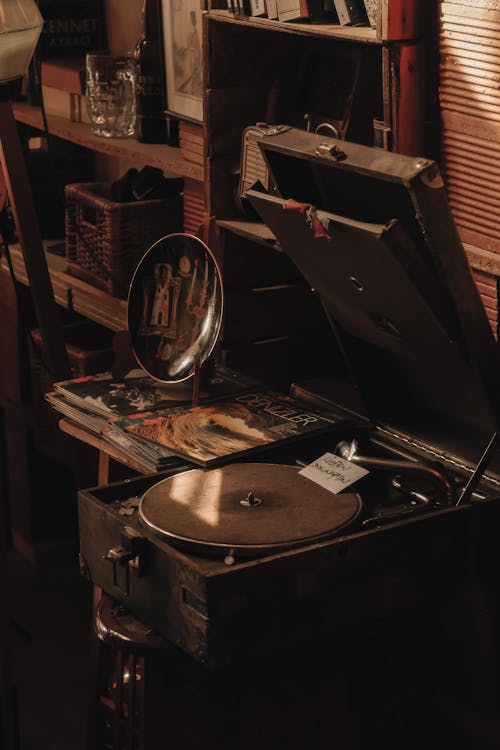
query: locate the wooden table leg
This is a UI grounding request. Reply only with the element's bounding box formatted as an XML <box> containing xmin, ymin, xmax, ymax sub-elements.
<box><xmin>87</xmin><ymin>450</ymin><xmax>109</xmax><ymax>749</ymax></box>
<box><xmin>98</xmin><ymin>451</ymin><xmax>110</xmax><ymax>487</ymax></box>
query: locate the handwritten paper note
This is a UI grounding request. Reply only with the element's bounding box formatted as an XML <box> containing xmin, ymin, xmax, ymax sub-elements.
<box><xmin>299</xmin><ymin>452</ymin><xmax>369</xmax><ymax>494</ymax></box>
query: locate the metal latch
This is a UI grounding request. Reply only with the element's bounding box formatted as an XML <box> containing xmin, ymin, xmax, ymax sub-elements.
<box><xmin>315</xmin><ymin>142</ymin><xmax>347</xmax><ymax>161</ymax></box>
<box><xmin>104</xmin><ymin>526</ymin><xmax>147</xmax><ymax>596</ymax></box>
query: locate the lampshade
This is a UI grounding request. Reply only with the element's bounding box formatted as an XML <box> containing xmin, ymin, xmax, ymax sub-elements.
<box><xmin>0</xmin><ymin>0</ymin><xmax>43</xmax><ymax>84</ymax></box>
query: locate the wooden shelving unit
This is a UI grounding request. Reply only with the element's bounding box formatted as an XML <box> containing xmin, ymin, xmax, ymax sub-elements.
<box><xmin>6</xmin><ymin>243</ymin><xmax>127</xmax><ymax>332</ymax></box>
<box><xmin>207</xmin><ymin>9</ymin><xmax>378</xmax><ymax>43</ymax></box>
<box><xmin>13</xmin><ymin>102</ymin><xmax>204</xmax><ymax>182</ymax></box>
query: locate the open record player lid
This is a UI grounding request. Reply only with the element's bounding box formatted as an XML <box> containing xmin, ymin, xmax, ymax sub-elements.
<box><xmin>247</xmin><ymin>128</ymin><xmax>500</xmax><ymax>471</ymax></box>
<box><xmin>139</xmin><ymin>463</ymin><xmax>362</xmax><ymax>557</ymax></box>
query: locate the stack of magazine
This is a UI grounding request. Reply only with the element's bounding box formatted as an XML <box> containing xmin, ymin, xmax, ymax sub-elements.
<box><xmin>46</xmin><ymin>367</ymin><xmax>260</xmax><ymax>472</ymax></box>
<box><xmin>46</xmin><ymin>367</ymin><xmax>350</xmax><ymax>470</ymax></box>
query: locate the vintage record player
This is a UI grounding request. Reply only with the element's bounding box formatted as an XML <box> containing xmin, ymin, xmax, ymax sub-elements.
<box><xmin>78</xmin><ymin>130</ymin><xmax>500</xmax><ymax>670</ymax></box>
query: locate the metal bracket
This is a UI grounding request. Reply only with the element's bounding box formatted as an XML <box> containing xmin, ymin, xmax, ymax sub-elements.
<box><xmin>104</xmin><ymin>526</ymin><xmax>147</xmax><ymax>596</ymax></box>
<box><xmin>456</xmin><ymin>432</ymin><xmax>498</xmax><ymax>506</ymax></box>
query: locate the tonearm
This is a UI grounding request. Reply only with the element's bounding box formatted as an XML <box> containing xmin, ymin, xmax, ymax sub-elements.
<box><xmin>336</xmin><ymin>439</ymin><xmax>456</xmax><ymax>504</ymax></box>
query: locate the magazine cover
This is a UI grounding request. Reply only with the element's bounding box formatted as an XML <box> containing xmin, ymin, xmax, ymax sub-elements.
<box><xmin>54</xmin><ymin>366</ymin><xmax>260</xmax><ymax>418</ymax></box>
<box><xmin>120</xmin><ymin>390</ymin><xmax>344</xmax><ymax>467</ymax></box>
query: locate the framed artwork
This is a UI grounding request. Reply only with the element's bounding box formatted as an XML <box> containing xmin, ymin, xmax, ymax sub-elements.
<box><xmin>161</xmin><ymin>0</ymin><xmax>203</xmax><ymax>123</ymax></box>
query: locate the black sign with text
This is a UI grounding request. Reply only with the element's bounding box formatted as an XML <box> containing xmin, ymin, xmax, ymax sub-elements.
<box><xmin>37</xmin><ymin>0</ymin><xmax>107</xmax><ymax>59</ymax></box>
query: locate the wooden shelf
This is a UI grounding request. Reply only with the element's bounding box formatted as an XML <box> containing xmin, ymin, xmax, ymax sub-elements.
<box><xmin>13</xmin><ymin>102</ymin><xmax>204</xmax><ymax>182</ymax></box>
<box><xmin>6</xmin><ymin>243</ymin><xmax>128</xmax><ymax>332</ymax></box>
<box><xmin>207</xmin><ymin>9</ymin><xmax>379</xmax><ymax>44</ymax></box>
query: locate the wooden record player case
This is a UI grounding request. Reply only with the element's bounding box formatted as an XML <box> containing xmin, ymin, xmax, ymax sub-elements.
<box><xmin>79</xmin><ymin>132</ymin><xmax>500</xmax><ymax>672</ymax></box>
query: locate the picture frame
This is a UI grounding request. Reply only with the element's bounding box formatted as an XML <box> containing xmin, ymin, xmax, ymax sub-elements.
<box><xmin>161</xmin><ymin>0</ymin><xmax>203</xmax><ymax>123</ymax></box>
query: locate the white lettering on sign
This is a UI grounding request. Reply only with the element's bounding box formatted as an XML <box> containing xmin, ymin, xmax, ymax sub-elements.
<box><xmin>235</xmin><ymin>393</ymin><xmax>323</xmax><ymax>427</ymax></box>
<box><xmin>299</xmin><ymin>452</ymin><xmax>369</xmax><ymax>494</ymax></box>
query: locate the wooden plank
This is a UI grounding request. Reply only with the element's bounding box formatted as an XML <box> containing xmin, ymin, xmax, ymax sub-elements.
<box><xmin>440</xmin><ymin>75</ymin><xmax>500</xmax><ymax>98</ymax></box>
<box><xmin>443</xmin><ymin>147</ymin><xmax>500</xmax><ymax>178</ymax></box>
<box><xmin>441</xmin><ymin>80</ymin><xmax>500</xmax><ymax>105</ymax></box>
<box><xmin>8</xmin><ymin>244</ymin><xmax>128</xmax><ymax>332</ymax></box>
<box><xmin>12</xmin><ymin>103</ymin><xmax>204</xmax><ymax>182</ymax></box>
<box><xmin>441</xmin><ymin>93</ymin><xmax>500</xmax><ymax>120</ymax></box>
<box><xmin>443</xmin><ymin>131</ymin><xmax>500</xmax><ymax>156</ymax></box>
<box><xmin>443</xmin><ymin>152</ymin><xmax>500</xmax><ymax>180</ymax></box>
<box><xmin>441</xmin><ymin>15</ymin><xmax>500</xmax><ymax>34</ymax></box>
<box><xmin>475</xmin><ymin>281</ymin><xmax>497</xmax><ymax>301</ymax></box>
<box><xmin>445</xmin><ymin>169</ymin><xmax>500</xmax><ymax>197</ymax></box>
<box><xmin>445</xmin><ymin>170</ymin><xmax>500</xmax><ymax>202</ymax></box>
<box><xmin>439</xmin><ymin>38</ymin><xmax>500</xmax><ymax>67</ymax></box>
<box><xmin>447</xmin><ymin>186</ymin><xmax>500</xmax><ymax>212</ymax></box>
<box><xmin>450</xmin><ymin>198</ymin><xmax>500</xmax><ymax>229</ymax></box>
<box><xmin>442</xmin><ymin>2</ymin><xmax>500</xmax><ymax>24</ymax></box>
<box><xmin>457</xmin><ymin>217</ymin><xmax>500</xmax><ymax>242</ymax></box>
<box><xmin>441</xmin><ymin>27</ymin><xmax>500</xmax><ymax>49</ymax></box>
<box><xmin>464</xmin><ymin>241</ymin><xmax>500</xmax><ymax>274</ymax></box>
<box><xmin>441</xmin><ymin>0</ymin><xmax>500</xmax><ymax>10</ymax></box>
<box><xmin>442</xmin><ymin>107</ymin><xmax>500</xmax><ymax>142</ymax></box>
<box><xmin>440</xmin><ymin>63</ymin><xmax>500</xmax><ymax>87</ymax></box>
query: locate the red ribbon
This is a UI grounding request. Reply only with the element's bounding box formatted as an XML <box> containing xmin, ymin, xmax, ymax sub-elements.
<box><xmin>283</xmin><ymin>199</ymin><xmax>331</xmax><ymax>240</ymax></box>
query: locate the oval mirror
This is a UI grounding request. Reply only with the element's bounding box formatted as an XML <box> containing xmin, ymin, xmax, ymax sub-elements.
<box><xmin>128</xmin><ymin>233</ymin><xmax>223</xmax><ymax>383</ymax></box>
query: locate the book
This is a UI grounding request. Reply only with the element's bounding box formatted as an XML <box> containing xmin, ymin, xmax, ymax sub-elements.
<box><xmin>346</xmin><ymin>0</ymin><xmax>368</xmax><ymax>25</ymax></box>
<box><xmin>40</xmin><ymin>58</ymin><xmax>86</xmax><ymax>94</ymax></box>
<box><xmin>362</xmin><ymin>0</ymin><xmax>377</xmax><ymax>28</ymax></box>
<box><xmin>265</xmin><ymin>0</ymin><xmax>279</xmax><ymax>18</ymax></box>
<box><xmin>53</xmin><ymin>366</ymin><xmax>261</xmax><ymax>418</ymax></box>
<box><xmin>41</xmin><ymin>85</ymin><xmax>90</xmax><ymax>123</ymax></box>
<box><xmin>277</xmin><ymin>0</ymin><xmax>310</xmax><ymax>21</ymax></box>
<box><xmin>119</xmin><ymin>389</ymin><xmax>347</xmax><ymax>467</ymax></box>
<box><xmin>373</xmin><ymin>117</ymin><xmax>391</xmax><ymax>150</ymax></box>
<box><xmin>250</xmin><ymin>0</ymin><xmax>267</xmax><ymax>15</ymax></box>
<box><xmin>332</xmin><ymin>0</ymin><xmax>367</xmax><ymax>25</ymax></box>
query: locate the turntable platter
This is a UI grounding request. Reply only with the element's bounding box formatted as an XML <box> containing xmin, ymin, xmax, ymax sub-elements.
<box><xmin>139</xmin><ymin>463</ymin><xmax>362</xmax><ymax>556</ymax></box>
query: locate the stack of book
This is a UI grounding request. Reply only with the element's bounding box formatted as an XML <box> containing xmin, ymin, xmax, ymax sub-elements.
<box><xmin>39</xmin><ymin>57</ymin><xmax>89</xmax><ymax>123</ymax></box>
<box><xmin>225</xmin><ymin>0</ymin><xmax>375</xmax><ymax>26</ymax></box>
<box><xmin>179</xmin><ymin>121</ymin><xmax>205</xmax><ymax>166</ymax></box>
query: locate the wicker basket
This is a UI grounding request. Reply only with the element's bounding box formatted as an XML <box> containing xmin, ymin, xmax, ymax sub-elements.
<box><xmin>65</xmin><ymin>182</ymin><xmax>183</xmax><ymax>298</ymax></box>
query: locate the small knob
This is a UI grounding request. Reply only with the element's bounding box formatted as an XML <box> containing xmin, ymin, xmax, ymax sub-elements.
<box><xmin>240</xmin><ymin>491</ymin><xmax>263</xmax><ymax>508</ymax></box>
